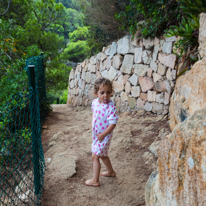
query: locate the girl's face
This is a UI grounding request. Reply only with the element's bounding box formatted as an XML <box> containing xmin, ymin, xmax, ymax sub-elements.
<box><xmin>96</xmin><ymin>84</ymin><xmax>112</xmax><ymax>104</ymax></box>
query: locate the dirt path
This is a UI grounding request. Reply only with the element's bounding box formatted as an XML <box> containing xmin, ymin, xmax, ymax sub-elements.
<box><xmin>41</xmin><ymin>104</ymin><xmax>170</xmax><ymax>206</ymax></box>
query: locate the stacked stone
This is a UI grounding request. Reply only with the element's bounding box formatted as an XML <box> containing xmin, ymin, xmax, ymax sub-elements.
<box><xmin>68</xmin><ymin>35</ymin><xmax>177</xmax><ymax>114</ymax></box>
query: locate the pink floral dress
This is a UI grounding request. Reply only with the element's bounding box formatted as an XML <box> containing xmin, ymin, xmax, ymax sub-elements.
<box><xmin>91</xmin><ymin>98</ymin><xmax>119</xmax><ymax>156</ymax></box>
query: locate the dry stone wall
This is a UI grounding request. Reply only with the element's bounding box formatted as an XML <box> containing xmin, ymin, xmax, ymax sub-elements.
<box><xmin>68</xmin><ymin>35</ymin><xmax>177</xmax><ymax>114</ymax></box>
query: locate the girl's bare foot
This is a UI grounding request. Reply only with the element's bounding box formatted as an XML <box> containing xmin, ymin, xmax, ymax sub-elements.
<box><xmin>100</xmin><ymin>171</ymin><xmax>116</xmax><ymax>177</ymax></box>
<box><xmin>85</xmin><ymin>179</ymin><xmax>100</xmax><ymax>187</ymax></box>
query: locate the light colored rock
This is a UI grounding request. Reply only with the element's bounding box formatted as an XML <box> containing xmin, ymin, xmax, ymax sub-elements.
<box><xmin>113</xmin><ymin>75</ymin><xmax>124</xmax><ymax>92</ymax></box>
<box><xmin>166</xmin><ymin>36</ymin><xmax>177</xmax><ymax>42</ymax></box>
<box><xmin>147</xmin><ymin>68</ymin><xmax>153</xmax><ymax>77</ymax></box>
<box><xmin>153</xmin><ymin>73</ymin><xmax>162</xmax><ymax>82</ymax></box>
<box><xmin>147</xmin><ymin>90</ymin><xmax>156</xmax><ymax>102</ymax></box>
<box><xmin>142</xmin><ymin>50</ymin><xmax>152</xmax><ymax>64</ymax></box>
<box><xmin>112</xmin><ymin>54</ymin><xmax>123</xmax><ymax>69</ymax></box>
<box><xmin>150</xmin><ymin>60</ymin><xmax>158</xmax><ymax>72</ymax></box>
<box><xmin>140</xmin><ymin>93</ymin><xmax>147</xmax><ymax>101</ymax></box>
<box><xmin>154</xmin><ymin>37</ymin><xmax>160</xmax><ymax>45</ymax></box>
<box><xmin>128</xmin><ymin>74</ymin><xmax>138</xmax><ymax>86</ymax></box>
<box><xmin>96</xmin><ymin>71</ymin><xmax>101</xmax><ymax>79</ymax></box>
<box><xmin>199</xmin><ymin>13</ymin><xmax>206</xmax><ymax>58</ymax></box>
<box><xmin>162</xmin><ymin>41</ymin><xmax>173</xmax><ymax>54</ymax></box>
<box><xmin>146</xmin><ymin>109</ymin><xmax>206</xmax><ymax>206</ymax></box>
<box><xmin>125</xmin><ymin>81</ymin><xmax>131</xmax><ymax>94</ymax></box>
<box><xmin>90</xmin><ymin>56</ymin><xmax>97</xmax><ymax>65</ymax></box>
<box><xmin>69</xmin><ymin>69</ymin><xmax>75</xmax><ymax>81</ymax></box>
<box><xmin>143</xmin><ymin>37</ymin><xmax>154</xmax><ymax>49</ymax></box>
<box><xmin>169</xmin><ymin>58</ymin><xmax>206</xmax><ymax>131</ymax></box>
<box><xmin>105</xmin><ymin>45</ymin><xmax>111</xmax><ymax>55</ymax></box>
<box><xmin>156</xmin><ymin>93</ymin><xmax>164</xmax><ymax>104</ymax></box>
<box><xmin>136</xmin><ymin>98</ymin><xmax>145</xmax><ymax>110</ymax></box>
<box><xmin>70</xmin><ymin>80</ymin><xmax>74</xmax><ymax>89</ymax></box>
<box><xmin>139</xmin><ymin>77</ymin><xmax>155</xmax><ymax>92</ymax></box>
<box><xmin>153</xmin><ymin>81</ymin><xmax>166</xmax><ymax>92</ymax></box>
<box><xmin>144</xmin><ymin>102</ymin><xmax>152</xmax><ymax>111</ymax></box>
<box><xmin>134</xmin><ymin>64</ymin><xmax>148</xmax><ymax>76</ymax></box>
<box><xmin>171</xmin><ymin>69</ymin><xmax>176</xmax><ymax>80</ymax></box>
<box><xmin>152</xmin><ymin>102</ymin><xmax>164</xmax><ymax>114</ymax></box>
<box><xmin>108</xmin><ymin>66</ymin><xmax>117</xmax><ymax>81</ymax></box>
<box><xmin>148</xmin><ymin>140</ymin><xmax>160</xmax><ymax>157</ymax></box>
<box><xmin>131</xmin><ymin>86</ymin><xmax>140</xmax><ymax>97</ymax></box>
<box><xmin>117</xmin><ymin>35</ymin><xmax>135</xmax><ymax>54</ymax></box>
<box><xmin>157</xmin><ymin>63</ymin><xmax>167</xmax><ymax>75</ymax></box>
<box><xmin>101</xmin><ymin>70</ymin><xmax>108</xmax><ymax>79</ymax></box>
<box><xmin>85</xmin><ymin>72</ymin><xmax>91</xmax><ymax>83</ymax></box>
<box><xmin>166</xmin><ymin>68</ymin><xmax>173</xmax><ymax>80</ymax></box>
<box><xmin>109</xmin><ymin>42</ymin><xmax>117</xmax><ymax>59</ymax></box>
<box><xmin>88</xmin><ymin>64</ymin><xmax>96</xmax><ymax>73</ymax></box>
<box><xmin>128</xmin><ymin>97</ymin><xmax>136</xmax><ymax>108</ymax></box>
<box><xmin>120</xmin><ymin>55</ymin><xmax>134</xmax><ymax>74</ymax></box>
<box><xmin>82</xmin><ymin>70</ymin><xmax>86</xmax><ymax>81</ymax></box>
<box><xmin>121</xmin><ymin>91</ymin><xmax>128</xmax><ymax>101</ymax></box>
<box><xmin>164</xmin><ymin>80</ymin><xmax>172</xmax><ymax>94</ymax></box>
<box><xmin>131</xmin><ymin>32</ymin><xmax>140</xmax><ymax>47</ymax></box>
<box><xmin>81</xmin><ymin>81</ymin><xmax>85</xmax><ymax>91</ymax></box>
<box><xmin>164</xmin><ymin>92</ymin><xmax>170</xmax><ymax>105</ymax></box>
<box><xmin>99</xmin><ymin>61</ymin><xmax>105</xmax><ymax>72</ymax></box>
<box><xmin>134</xmin><ymin>47</ymin><xmax>143</xmax><ymax>63</ymax></box>
<box><xmin>158</xmin><ymin>53</ymin><xmax>177</xmax><ymax>69</ymax></box>
<box><xmin>104</xmin><ymin>57</ymin><xmax>111</xmax><ymax>70</ymax></box>
<box><xmin>90</xmin><ymin>74</ymin><xmax>96</xmax><ymax>85</ymax></box>
<box><xmin>123</xmin><ymin>75</ymin><xmax>129</xmax><ymax>85</ymax></box>
<box><xmin>153</xmin><ymin>45</ymin><xmax>159</xmax><ymax>61</ymax></box>
<box><xmin>101</xmin><ymin>52</ymin><xmax>107</xmax><ymax>61</ymax></box>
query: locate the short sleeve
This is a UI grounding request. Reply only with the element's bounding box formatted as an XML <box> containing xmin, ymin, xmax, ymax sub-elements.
<box><xmin>107</xmin><ymin>104</ymin><xmax>119</xmax><ymax>125</ymax></box>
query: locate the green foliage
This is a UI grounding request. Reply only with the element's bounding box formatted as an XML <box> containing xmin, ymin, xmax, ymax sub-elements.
<box><xmin>115</xmin><ymin>0</ymin><xmax>180</xmax><ymax>38</ymax></box>
<box><xmin>63</xmin><ymin>40</ymin><xmax>90</xmax><ymax>62</ymax></box>
<box><xmin>69</xmin><ymin>26</ymin><xmax>89</xmax><ymax>42</ymax></box>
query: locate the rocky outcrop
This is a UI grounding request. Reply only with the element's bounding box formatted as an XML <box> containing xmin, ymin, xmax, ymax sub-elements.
<box><xmin>145</xmin><ymin>13</ymin><xmax>206</xmax><ymax>206</ymax></box>
<box><xmin>68</xmin><ymin>35</ymin><xmax>177</xmax><ymax>114</ymax></box>
<box><xmin>145</xmin><ymin>108</ymin><xmax>206</xmax><ymax>206</ymax></box>
<box><xmin>169</xmin><ymin>58</ymin><xmax>206</xmax><ymax>130</ymax></box>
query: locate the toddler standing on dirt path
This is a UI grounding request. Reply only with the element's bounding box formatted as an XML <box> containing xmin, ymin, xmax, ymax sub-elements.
<box><xmin>85</xmin><ymin>77</ymin><xmax>119</xmax><ymax>187</ymax></box>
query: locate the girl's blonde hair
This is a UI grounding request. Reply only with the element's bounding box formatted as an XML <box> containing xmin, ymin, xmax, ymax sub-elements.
<box><xmin>94</xmin><ymin>78</ymin><xmax>113</xmax><ymax>94</ymax></box>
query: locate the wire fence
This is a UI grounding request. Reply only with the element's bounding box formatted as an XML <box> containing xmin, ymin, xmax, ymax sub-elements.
<box><xmin>0</xmin><ymin>54</ymin><xmax>50</xmax><ymax>205</ymax></box>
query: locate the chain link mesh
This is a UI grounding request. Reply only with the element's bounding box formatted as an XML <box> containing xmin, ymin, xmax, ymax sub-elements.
<box><xmin>0</xmin><ymin>54</ymin><xmax>49</xmax><ymax>205</ymax></box>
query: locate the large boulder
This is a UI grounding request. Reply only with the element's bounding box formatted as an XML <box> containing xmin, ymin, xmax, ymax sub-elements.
<box><xmin>145</xmin><ymin>108</ymin><xmax>206</xmax><ymax>206</ymax></box>
<box><xmin>169</xmin><ymin>58</ymin><xmax>206</xmax><ymax>131</ymax></box>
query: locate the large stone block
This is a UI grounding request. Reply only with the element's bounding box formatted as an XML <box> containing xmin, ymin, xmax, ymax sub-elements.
<box><xmin>120</xmin><ymin>55</ymin><xmax>134</xmax><ymax>74</ymax></box>
<box><xmin>128</xmin><ymin>74</ymin><xmax>138</xmax><ymax>86</ymax></box>
<box><xmin>158</xmin><ymin>53</ymin><xmax>177</xmax><ymax>69</ymax></box>
<box><xmin>147</xmin><ymin>90</ymin><xmax>156</xmax><ymax>102</ymax></box>
<box><xmin>153</xmin><ymin>81</ymin><xmax>166</xmax><ymax>92</ymax></box>
<box><xmin>134</xmin><ymin>47</ymin><xmax>143</xmax><ymax>63</ymax></box>
<box><xmin>142</xmin><ymin>50</ymin><xmax>152</xmax><ymax>64</ymax></box>
<box><xmin>123</xmin><ymin>75</ymin><xmax>129</xmax><ymax>85</ymax></box>
<box><xmin>112</xmin><ymin>54</ymin><xmax>123</xmax><ymax>69</ymax></box>
<box><xmin>156</xmin><ymin>93</ymin><xmax>164</xmax><ymax>104</ymax></box>
<box><xmin>153</xmin><ymin>73</ymin><xmax>162</xmax><ymax>82</ymax></box>
<box><xmin>152</xmin><ymin>45</ymin><xmax>159</xmax><ymax>61</ymax></box>
<box><xmin>85</xmin><ymin>72</ymin><xmax>91</xmax><ymax>83</ymax></box>
<box><xmin>162</xmin><ymin>42</ymin><xmax>173</xmax><ymax>54</ymax></box>
<box><xmin>108</xmin><ymin>66</ymin><xmax>117</xmax><ymax>81</ymax></box>
<box><xmin>90</xmin><ymin>56</ymin><xmax>97</xmax><ymax>65</ymax></box>
<box><xmin>151</xmin><ymin>102</ymin><xmax>164</xmax><ymax>114</ymax></box>
<box><xmin>101</xmin><ymin>70</ymin><xmax>108</xmax><ymax>79</ymax></box>
<box><xmin>125</xmin><ymin>81</ymin><xmax>131</xmax><ymax>94</ymax></box>
<box><xmin>128</xmin><ymin>97</ymin><xmax>136</xmax><ymax>108</ymax></box>
<box><xmin>136</xmin><ymin>98</ymin><xmax>145</xmax><ymax>110</ymax></box>
<box><xmin>150</xmin><ymin>60</ymin><xmax>157</xmax><ymax>72</ymax></box>
<box><xmin>121</xmin><ymin>91</ymin><xmax>128</xmax><ymax>101</ymax></box>
<box><xmin>113</xmin><ymin>75</ymin><xmax>124</xmax><ymax>92</ymax></box>
<box><xmin>144</xmin><ymin>102</ymin><xmax>152</xmax><ymax>111</ymax></box>
<box><xmin>131</xmin><ymin>86</ymin><xmax>140</xmax><ymax>97</ymax></box>
<box><xmin>117</xmin><ymin>35</ymin><xmax>135</xmax><ymax>54</ymax></box>
<box><xmin>109</xmin><ymin>42</ymin><xmax>117</xmax><ymax>59</ymax></box>
<box><xmin>133</xmin><ymin>64</ymin><xmax>148</xmax><ymax>77</ymax></box>
<box><xmin>139</xmin><ymin>77</ymin><xmax>155</xmax><ymax>92</ymax></box>
<box><xmin>88</xmin><ymin>64</ymin><xmax>96</xmax><ymax>73</ymax></box>
<box><xmin>157</xmin><ymin>63</ymin><xmax>166</xmax><ymax>75</ymax></box>
<box><xmin>104</xmin><ymin>57</ymin><xmax>112</xmax><ymax>70</ymax></box>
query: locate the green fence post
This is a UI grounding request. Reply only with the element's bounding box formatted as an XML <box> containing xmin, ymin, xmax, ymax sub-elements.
<box><xmin>28</xmin><ymin>65</ymin><xmax>41</xmax><ymax>196</ymax></box>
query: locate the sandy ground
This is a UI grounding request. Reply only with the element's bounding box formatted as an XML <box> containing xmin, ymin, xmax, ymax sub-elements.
<box><xmin>40</xmin><ymin>104</ymin><xmax>170</xmax><ymax>206</ymax></box>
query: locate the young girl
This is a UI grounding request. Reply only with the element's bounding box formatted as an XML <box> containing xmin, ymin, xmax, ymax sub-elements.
<box><xmin>85</xmin><ymin>77</ymin><xmax>119</xmax><ymax>187</ymax></box>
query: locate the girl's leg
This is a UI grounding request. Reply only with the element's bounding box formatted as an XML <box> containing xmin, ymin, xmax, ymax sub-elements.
<box><xmin>100</xmin><ymin>156</ymin><xmax>116</xmax><ymax>177</ymax></box>
<box><xmin>85</xmin><ymin>153</ymin><xmax>101</xmax><ymax>186</ymax></box>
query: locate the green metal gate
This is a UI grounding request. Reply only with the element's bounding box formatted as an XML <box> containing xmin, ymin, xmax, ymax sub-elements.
<box><xmin>0</xmin><ymin>54</ymin><xmax>50</xmax><ymax>205</ymax></box>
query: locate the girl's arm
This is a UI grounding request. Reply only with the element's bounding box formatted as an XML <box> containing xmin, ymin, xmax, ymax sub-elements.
<box><xmin>97</xmin><ymin>124</ymin><xmax>116</xmax><ymax>142</ymax></box>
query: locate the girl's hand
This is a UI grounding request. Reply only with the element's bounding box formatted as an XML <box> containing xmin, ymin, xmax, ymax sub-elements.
<box><xmin>97</xmin><ymin>133</ymin><xmax>105</xmax><ymax>142</ymax></box>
